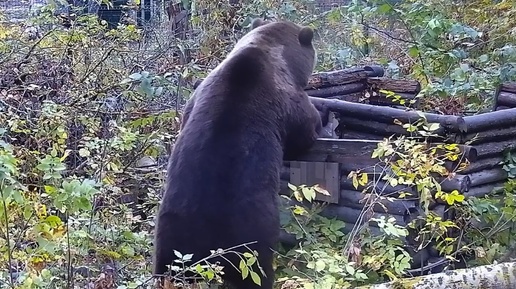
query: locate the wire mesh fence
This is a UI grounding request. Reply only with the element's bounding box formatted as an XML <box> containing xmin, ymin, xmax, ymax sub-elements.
<box><xmin>1</xmin><ymin>0</ymin><xmax>347</xmax><ymax>24</ymax></box>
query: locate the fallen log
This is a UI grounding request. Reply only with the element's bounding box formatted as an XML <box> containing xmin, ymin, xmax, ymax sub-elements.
<box><xmin>367</xmin><ymin>77</ymin><xmax>421</xmax><ymax>93</ymax></box>
<box><xmin>310</xmin><ymin>98</ymin><xmax>466</xmax><ymax>133</ymax></box>
<box><xmin>496</xmin><ymin>91</ymin><xmax>516</xmax><ymax>107</ymax></box>
<box><xmin>338</xmin><ymin>116</ymin><xmax>419</xmax><ymax>137</ymax></box>
<box><xmin>438</xmin><ymin>174</ymin><xmax>471</xmax><ymax>193</ymax></box>
<box><xmin>368</xmin><ymin>92</ymin><xmax>419</xmax><ymax>107</ymax></box>
<box><xmin>320</xmin><ymin>204</ymin><xmax>406</xmax><ymax>226</ymax></box>
<box><xmin>299</xmin><ymin>138</ymin><xmax>476</xmax><ymax>171</ymax></box>
<box><xmin>460</xmin><ymin>126</ymin><xmax>516</xmax><ymax>144</ymax></box>
<box><xmin>339</xmin><ymin>129</ymin><xmax>386</xmax><ymax>140</ymax></box>
<box><xmin>463</xmin><ymin>108</ymin><xmax>516</xmax><ymax>133</ymax></box>
<box><xmin>464</xmin><ymin>182</ymin><xmax>505</xmax><ymax>198</ymax></box>
<box><xmin>474</xmin><ymin>138</ymin><xmax>516</xmax><ymax>158</ymax></box>
<box><xmin>333</xmin><ymin>143</ymin><xmax>476</xmax><ymax>173</ymax></box>
<box><xmin>468</xmin><ymin>167</ymin><xmax>508</xmax><ymax>187</ymax></box>
<box><xmin>341</xmin><ymin>167</ymin><xmax>471</xmax><ymax>194</ymax></box>
<box><xmin>459</xmin><ymin>156</ymin><xmax>504</xmax><ymax>174</ymax></box>
<box><xmin>306</xmin><ymin>82</ymin><xmax>366</xmax><ymax>98</ymax></box>
<box><xmin>283</xmin><ymin>138</ymin><xmax>381</xmax><ymax>163</ymax></box>
<box><xmin>431</xmin><ymin>143</ymin><xmax>478</xmax><ymax>163</ymax></box>
<box><xmin>281</xmin><ymin>198</ymin><xmax>386</xmax><ymax>235</ymax></box>
<box><xmin>339</xmin><ymin>160</ymin><xmax>392</xmax><ymax>175</ymax></box>
<box><xmin>193</xmin><ymin>65</ymin><xmax>384</xmax><ymax>91</ymax></box>
<box><xmin>500</xmin><ymin>82</ymin><xmax>516</xmax><ymax>92</ymax></box>
<box><xmin>340</xmin><ymin>179</ymin><xmax>417</xmax><ymax>197</ymax></box>
<box><xmin>307</xmin><ymin>65</ymin><xmax>384</xmax><ymax>89</ymax></box>
<box><xmin>328</xmin><ymin>92</ymin><xmax>363</xmax><ymax>102</ymax></box>
<box><xmin>355</xmin><ymin>261</ymin><xmax>516</xmax><ymax>289</ymax></box>
<box><xmin>339</xmin><ymin>189</ymin><xmax>417</xmax><ymax>214</ymax></box>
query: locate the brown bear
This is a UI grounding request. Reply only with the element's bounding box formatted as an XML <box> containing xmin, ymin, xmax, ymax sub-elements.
<box><xmin>153</xmin><ymin>18</ymin><xmax>323</xmax><ymax>289</ymax></box>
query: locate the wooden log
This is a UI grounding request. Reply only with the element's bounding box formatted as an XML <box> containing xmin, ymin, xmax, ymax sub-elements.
<box><xmin>340</xmin><ymin>178</ymin><xmax>417</xmax><ymax>197</ymax></box>
<box><xmin>463</xmin><ymin>108</ymin><xmax>516</xmax><ymax>133</ymax></box>
<box><xmin>307</xmin><ymin>65</ymin><xmax>384</xmax><ymax>89</ymax></box>
<box><xmin>327</xmin><ymin>92</ymin><xmax>363</xmax><ymax>102</ymax></box>
<box><xmin>335</xmin><ymin>144</ymin><xmax>476</xmax><ymax>174</ymax></box>
<box><xmin>282</xmin><ymin>198</ymin><xmax>385</xmax><ymax>235</ymax></box>
<box><xmin>367</xmin><ymin>77</ymin><xmax>421</xmax><ymax>93</ymax></box>
<box><xmin>460</xmin><ymin>126</ymin><xmax>516</xmax><ymax>144</ymax></box>
<box><xmin>438</xmin><ymin>174</ymin><xmax>471</xmax><ymax>193</ymax></box>
<box><xmin>364</xmin><ymin>65</ymin><xmax>385</xmax><ymax>77</ymax></box>
<box><xmin>496</xmin><ymin>91</ymin><xmax>516</xmax><ymax>107</ymax></box>
<box><xmin>310</xmin><ymin>98</ymin><xmax>466</xmax><ymax>133</ymax></box>
<box><xmin>468</xmin><ymin>168</ymin><xmax>508</xmax><ymax>187</ymax></box>
<box><xmin>338</xmin><ymin>116</ymin><xmax>418</xmax><ymax>137</ymax></box>
<box><xmin>319</xmin><ymin>204</ymin><xmax>406</xmax><ymax>227</ymax></box>
<box><xmin>339</xmin><ymin>189</ymin><xmax>417</xmax><ymax>214</ymax></box>
<box><xmin>368</xmin><ymin>92</ymin><xmax>419</xmax><ymax>107</ymax></box>
<box><xmin>338</xmin><ymin>129</ymin><xmax>386</xmax><ymax>140</ymax></box>
<box><xmin>192</xmin><ymin>65</ymin><xmax>383</xmax><ymax>91</ymax></box>
<box><xmin>464</xmin><ymin>182</ymin><xmax>505</xmax><ymax>198</ymax></box>
<box><xmin>459</xmin><ymin>156</ymin><xmax>504</xmax><ymax>174</ymax></box>
<box><xmin>305</xmin><ymin>82</ymin><xmax>366</xmax><ymax>98</ymax></box>
<box><xmin>280</xmin><ymin>224</ymin><xmax>383</xmax><ymax>246</ymax></box>
<box><xmin>289</xmin><ymin>138</ymin><xmax>476</xmax><ymax>165</ymax></box>
<box><xmin>283</xmin><ymin>138</ymin><xmax>375</xmax><ymax>163</ymax></box>
<box><xmin>356</xmin><ymin>261</ymin><xmax>516</xmax><ymax>289</ymax></box>
<box><xmin>339</xmin><ymin>160</ymin><xmax>392</xmax><ymax>175</ymax></box>
<box><xmin>431</xmin><ymin>143</ymin><xmax>478</xmax><ymax>163</ymax></box>
<box><xmin>501</xmin><ymin>82</ymin><xmax>516</xmax><ymax>93</ymax></box>
<box><xmin>474</xmin><ymin>138</ymin><xmax>516</xmax><ymax>158</ymax></box>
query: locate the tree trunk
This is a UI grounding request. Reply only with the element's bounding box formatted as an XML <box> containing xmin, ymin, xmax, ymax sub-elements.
<box><xmin>355</xmin><ymin>261</ymin><xmax>516</xmax><ymax>289</ymax></box>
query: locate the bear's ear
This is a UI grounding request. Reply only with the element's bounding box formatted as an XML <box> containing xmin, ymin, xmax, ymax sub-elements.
<box><xmin>298</xmin><ymin>26</ymin><xmax>314</xmax><ymax>46</ymax></box>
<box><xmin>251</xmin><ymin>18</ymin><xmax>267</xmax><ymax>30</ymax></box>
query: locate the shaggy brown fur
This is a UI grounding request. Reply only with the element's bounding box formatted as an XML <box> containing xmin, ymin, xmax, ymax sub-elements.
<box><xmin>153</xmin><ymin>18</ymin><xmax>323</xmax><ymax>289</ymax></box>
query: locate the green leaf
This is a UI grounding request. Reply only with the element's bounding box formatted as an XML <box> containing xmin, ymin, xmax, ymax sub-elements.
<box><xmin>250</xmin><ymin>271</ymin><xmax>261</xmax><ymax>286</ymax></box>
<box><xmin>408</xmin><ymin>46</ymin><xmax>419</xmax><ymax>58</ymax></box>
<box><xmin>315</xmin><ymin>260</ymin><xmax>326</xmax><ymax>272</ymax></box>
<box><xmin>12</xmin><ymin>190</ymin><xmax>23</xmax><ymax>203</ymax></box>
<box><xmin>240</xmin><ymin>260</ymin><xmax>249</xmax><ymax>279</ymax></box>
<box><xmin>36</xmin><ymin>163</ymin><xmax>51</xmax><ymax>171</ymax></box>
<box><xmin>183</xmin><ymin>253</ymin><xmax>193</xmax><ymax>261</ymax></box>
<box><xmin>173</xmin><ymin>250</ymin><xmax>183</xmax><ymax>259</ymax></box>
<box><xmin>78</xmin><ymin>148</ymin><xmax>90</xmax><ymax>157</ymax></box>
<box><xmin>287</xmin><ymin>183</ymin><xmax>297</xmax><ymax>192</ymax></box>
<box><xmin>378</xmin><ymin>3</ymin><xmax>391</xmax><ymax>13</ymax></box>
<box><xmin>301</xmin><ymin>187</ymin><xmax>316</xmax><ymax>202</ymax></box>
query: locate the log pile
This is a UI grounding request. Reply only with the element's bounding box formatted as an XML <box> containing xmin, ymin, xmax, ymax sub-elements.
<box><xmin>277</xmin><ymin>74</ymin><xmax>516</xmax><ymax>274</ymax></box>
<box><xmin>193</xmin><ymin>65</ymin><xmax>422</xmax><ymax>108</ymax></box>
<box><xmin>494</xmin><ymin>82</ymin><xmax>516</xmax><ymax>111</ymax></box>
<box><xmin>305</xmin><ymin>65</ymin><xmax>421</xmax><ymax>108</ymax></box>
<box><xmin>192</xmin><ymin>64</ymin><xmax>515</xmax><ymax>275</ymax></box>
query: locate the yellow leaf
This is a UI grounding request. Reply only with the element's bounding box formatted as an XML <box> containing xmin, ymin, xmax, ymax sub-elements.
<box><xmin>352</xmin><ymin>175</ymin><xmax>359</xmax><ymax>189</ymax></box>
<box><xmin>313</xmin><ymin>184</ymin><xmax>330</xmax><ymax>196</ymax></box>
<box><xmin>359</xmin><ymin>173</ymin><xmax>368</xmax><ymax>186</ymax></box>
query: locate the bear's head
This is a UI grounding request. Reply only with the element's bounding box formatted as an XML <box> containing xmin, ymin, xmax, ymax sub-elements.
<box><xmin>243</xmin><ymin>19</ymin><xmax>317</xmax><ymax>88</ymax></box>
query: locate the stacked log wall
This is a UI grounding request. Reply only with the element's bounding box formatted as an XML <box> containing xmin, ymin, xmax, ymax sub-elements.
<box><xmin>191</xmin><ymin>65</ymin><xmax>515</xmax><ymax>275</ymax></box>
<box><xmin>279</xmin><ymin>68</ymin><xmax>516</xmax><ymax>275</ymax></box>
<box><xmin>494</xmin><ymin>82</ymin><xmax>516</xmax><ymax>111</ymax></box>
